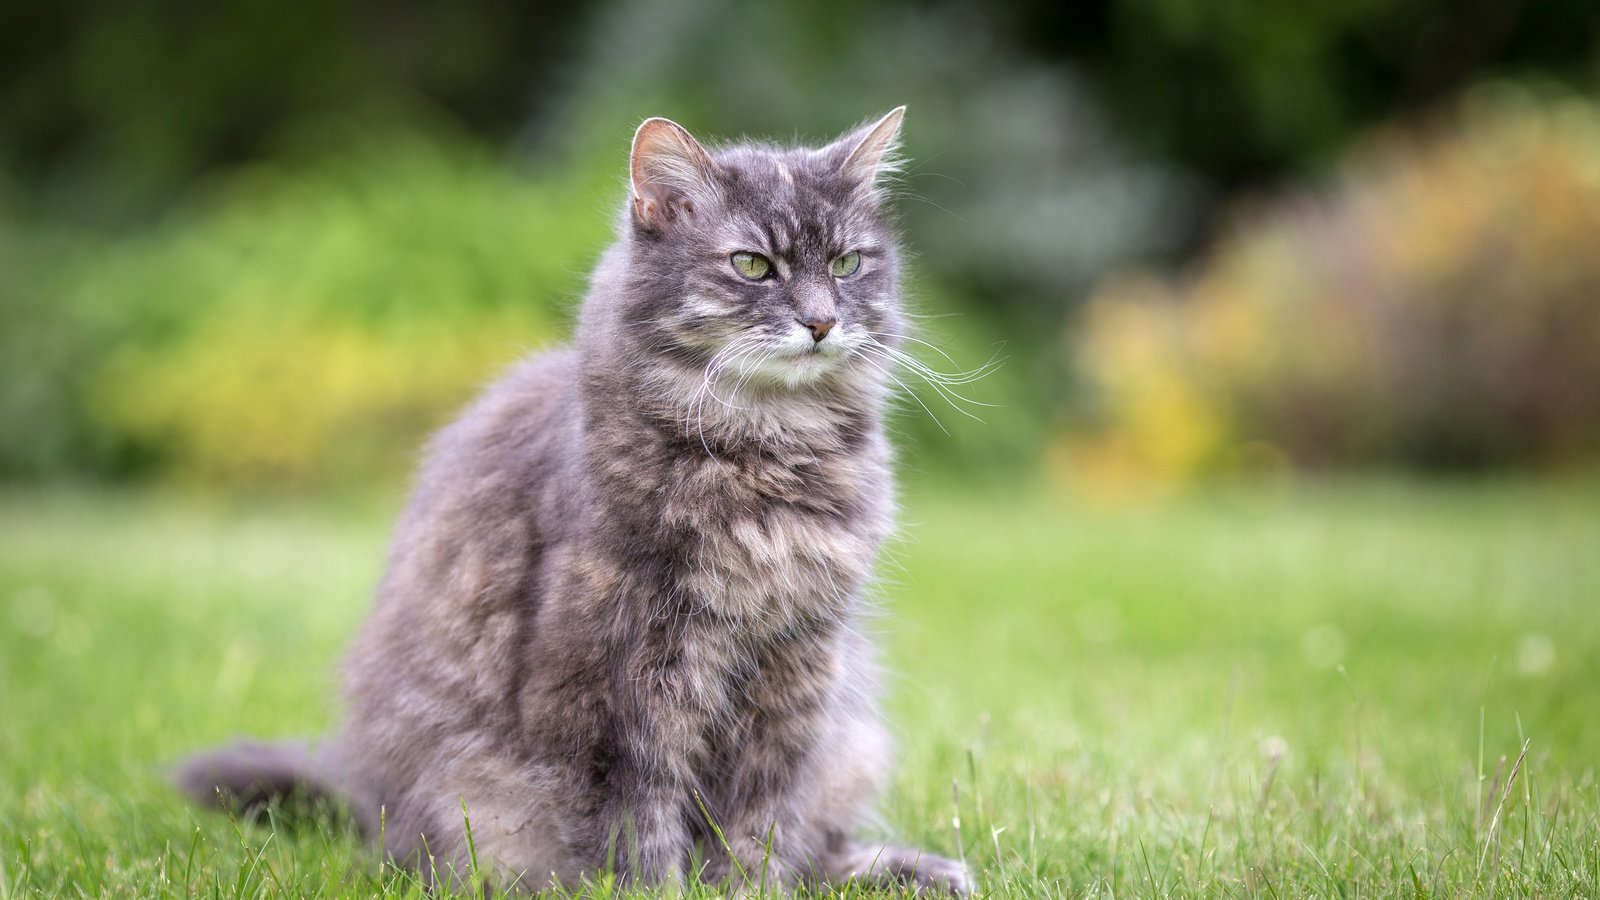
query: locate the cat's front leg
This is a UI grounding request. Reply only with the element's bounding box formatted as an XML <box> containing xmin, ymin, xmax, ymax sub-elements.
<box><xmin>597</xmin><ymin>665</ymin><xmax>705</xmax><ymax>887</ymax></box>
<box><xmin>602</xmin><ymin>789</ymin><xmax>689</xmax><ymax>888</ymax></box>
<box><xmin>702</xmin><ymin>806</ymin><xmax>803</xmax><ymax>892</ymax></box>
<box><xmin>594</xmin><ymin>721</ymin><xmax>694</xmax><ymax>888</ymax></box>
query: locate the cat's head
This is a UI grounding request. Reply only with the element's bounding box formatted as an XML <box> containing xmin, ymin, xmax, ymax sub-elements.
<box><xmin>620</xmin><ymin>109</ymin><xmax>907</xmax><ymax>391</ymax></box>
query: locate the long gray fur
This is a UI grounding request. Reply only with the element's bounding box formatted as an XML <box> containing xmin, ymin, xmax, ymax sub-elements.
<box><xmin>177</xmin><ymin>109</ymin><xmax>971</xmax><ymax>895</ymax></box>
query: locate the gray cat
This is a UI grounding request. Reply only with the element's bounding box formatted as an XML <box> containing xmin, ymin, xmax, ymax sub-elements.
<box><xmin>178</xmin><ymin>108</ymin><xmax>972</xmax><ymax>896</ymax></box>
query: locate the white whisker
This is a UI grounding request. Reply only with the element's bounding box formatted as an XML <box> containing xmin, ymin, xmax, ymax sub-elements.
<box><xmin>854</xmin><ymin>334</ymin><xmax>999</xmax><ymax>424</ymax></box>
<box><xmin>853</xmin><ymin>351</ymin><xmax>952</xmax><ymax>435</ymax></box>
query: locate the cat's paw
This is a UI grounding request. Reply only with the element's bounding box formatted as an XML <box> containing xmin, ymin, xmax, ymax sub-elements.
<box><xmin>872</xmin><ymin>847</ymin><xmax>972</xmax><ymax>897</ymax></box>
<box><xmin>902</xmin><ymin>853</ymin><xmax>973</xmax><ymax>897</ymax></box>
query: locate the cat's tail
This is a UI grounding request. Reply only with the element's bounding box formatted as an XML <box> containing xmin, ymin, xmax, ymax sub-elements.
<box><xmin>174</xmin><ymin>738</ymin><xmax>359</xmax><ymax>828</ymax></box>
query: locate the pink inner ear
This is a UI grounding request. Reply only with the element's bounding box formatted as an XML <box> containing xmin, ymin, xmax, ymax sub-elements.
<box><xmin>633</xmin><ymin>191</ymin><xmax>697</xmax><ymax>228</ymax></box>
<box><xmin>837</xmin><ymin>107</ymin><xmax>906</xmax><ymax>187</ymax></box>
<box><xmin>629</xmin><ymin>118</ymin><xmax>721</xmax><ymax>230</ymax></box>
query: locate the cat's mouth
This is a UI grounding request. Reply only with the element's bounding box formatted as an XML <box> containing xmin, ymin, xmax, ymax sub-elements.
<box><xmin>713</xmin><ymin>337</ymin><xmax>854</xmax><ymax>388</ymax></box>
<box><xmin>778</xmin><ymin>338</ymin><xmax>850</xmax><ymax>367</ymax></box>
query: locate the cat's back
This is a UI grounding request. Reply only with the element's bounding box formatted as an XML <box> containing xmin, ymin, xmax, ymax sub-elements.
<box><xmin>394</xmin><ymin>345</ymin><xmax>582</xmax><ymax>561</ymax></box>
<box><xmin>345</xmin><ymin>347</ymin><xmax>582</xmax><ymax>716</ymax></box>
<box><xmin>415</xmin><ymin>347</ymin><xmax>582</xmax><ymax>512</ymax></box>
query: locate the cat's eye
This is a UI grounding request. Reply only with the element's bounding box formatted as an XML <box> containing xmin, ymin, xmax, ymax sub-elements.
<box><xmin>730</xmin><ymin>252</ymin><xmax>772</xmax><ymax>280</ymax></box>
<box><xmin>831</xmin><ymin>251</ymin><xmax>862</xmax><ymax>278</ymax></box>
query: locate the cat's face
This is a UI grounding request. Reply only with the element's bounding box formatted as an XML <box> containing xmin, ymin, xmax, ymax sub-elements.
<box><xmin>624</xmin><ymin>111</ymin><xmax>906</xmax><ymax>391</ymax></box>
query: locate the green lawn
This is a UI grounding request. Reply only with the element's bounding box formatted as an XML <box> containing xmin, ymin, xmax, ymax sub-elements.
<box><xmin>2</xmin><ymin>479</ymin><xmax>1597</xmax><ymax>896</ymax></box>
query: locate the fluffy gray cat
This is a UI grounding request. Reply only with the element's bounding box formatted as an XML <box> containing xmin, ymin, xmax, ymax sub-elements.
<box><xmin>178</xmin><ymin>108</ymin><xmax>972</xmax><ymax>895</ymax></box>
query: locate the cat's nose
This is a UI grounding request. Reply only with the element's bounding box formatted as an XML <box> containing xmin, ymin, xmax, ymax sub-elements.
<box><xmin>801</xmin><ymin>318</ymin><xmax>837</xmax><ymax>342</ymax></box>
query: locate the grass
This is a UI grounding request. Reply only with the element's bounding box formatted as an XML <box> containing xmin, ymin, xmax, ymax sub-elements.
<box><xmin>1</xmin><ymin>477</ymin><xmax>1597</xmax><ymax>896</ymax></box>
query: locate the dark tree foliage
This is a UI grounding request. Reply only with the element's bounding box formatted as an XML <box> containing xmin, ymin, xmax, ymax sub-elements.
<box><xmin>2</xmin><ymin>0</ymin><xmax>1595</xmax><ymax>223</ymax></box>
<box><xmin>983</xmin><ymin>0</ymin><xmax>1600</xmax><ymax>188</ymax></box>
<box><xmin>0</xmin><ymin>0</ymin><xmax>592</xmax><ymax>221</ymax></box>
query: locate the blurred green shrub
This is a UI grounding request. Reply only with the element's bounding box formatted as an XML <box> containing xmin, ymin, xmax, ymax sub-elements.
<box><xmin>1</xmin><ymin>135</ymin><xmax>615</xmax><ymax>485</ymax></box>
<box><xmin>1063</xmin><ymin>86</ymin><xmax>1600</xmax><ymax>488</ymax></box>
<box><xmin>0</xmin><ymin>216</ymin><xmax>122</xmax><ymax>479</ymax></box>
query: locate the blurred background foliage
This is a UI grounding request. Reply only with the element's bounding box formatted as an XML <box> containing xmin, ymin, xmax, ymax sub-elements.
<box><xmin>1</xmin><ymin>0</ymin><xmax>1598</xmax><ymax>488</ymax></box>
<box><xmin>1065</xmin><ymin>85</ymin><xmax>1600</xmax><ymax>491</ymax></box>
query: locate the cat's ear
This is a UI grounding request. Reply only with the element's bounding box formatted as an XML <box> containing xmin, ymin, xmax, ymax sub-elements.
<box><xmin>828</xmin><ymin>106</ymin><xmax>906</xmax><ymax>193</ymax></box>
<box><xmin>630</xmin><ymin>117</ymin><xmax>720</xmax><ymax>230</ymax></box>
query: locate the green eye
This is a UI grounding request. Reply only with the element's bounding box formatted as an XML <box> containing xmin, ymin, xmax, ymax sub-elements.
<box><xmin>730</xmin><ymin>252</ymin><xmax>771</xmax><ymax>280</ymax></box>
<box><xmin>831</xmin><ymin>251</ymin><xmax>861</xmax><ymax>278</ymax></box>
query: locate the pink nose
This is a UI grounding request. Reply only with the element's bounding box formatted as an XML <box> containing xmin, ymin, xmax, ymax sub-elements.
<box><xmin>802</xmin><ymin>318</ymin><xmax>836</xmax><ymax>342</ymax></box>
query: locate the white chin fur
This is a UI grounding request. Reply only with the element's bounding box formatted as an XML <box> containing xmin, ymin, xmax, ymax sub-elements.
<box><xmin>640</xmin><ymin>321</ymin><xmax>888</xmax><ymax>449</ymax></box>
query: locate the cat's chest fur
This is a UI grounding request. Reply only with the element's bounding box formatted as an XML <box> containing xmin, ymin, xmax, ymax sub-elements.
<box><xmin>583</xmin><ymin>383</ymin><xmax>893</xmax><ymax>635</ymax></box>
<box><xmin>572</xmin><ymin>403</ymin><xmax>892</xmax><ymax>750</ymax></box>
<box><xmin>658</xmin><ymin>447</ymin><xmax>887</xmax><ymax>629</ymax></box>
